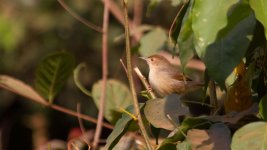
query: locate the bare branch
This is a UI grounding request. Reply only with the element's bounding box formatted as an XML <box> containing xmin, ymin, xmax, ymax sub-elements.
<box><xmin>122</xmin><ymin>1</ymin><xmax>152</xmax><ymax>149</ymax></box>
<box><xmin>134</xmin><ymin>67</ymin><xmax>156</xmax><ymax>99</ymax></box>
<box><xmin>57</xmin><ymin>0</ymin><xmax>103</xmax><ymax>33</ymax></box>
<box><xmin>92</xmin><ymin>0</ymin><xmax>110</xmax><ymax>148</ymax></box>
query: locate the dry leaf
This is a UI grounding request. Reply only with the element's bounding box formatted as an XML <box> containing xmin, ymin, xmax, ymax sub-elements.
<box><xmin>186</xmin><ymin>123</ymin><xmax>231</xmax><ymax>150</ymax></box>
<box><xmin>225</xmin><ymin>61</ymin><xmax>253</xmax><ymax>113</ymax></box>
<box><xmin>0</xmin><ymin>75</ymin><xmax>47</xmax><ymax>104</ymax></box>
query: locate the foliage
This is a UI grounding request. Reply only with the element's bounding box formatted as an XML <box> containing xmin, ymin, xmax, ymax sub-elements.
<box><xmin>1</xmin><ymin>0</ymin><xmax>267</xmax><ymax>149</ymax></box>
<box><xmin>231</xmin><ymin>122</ymin><xmax>267</xmax><ymax>149</ymax></box>
<box><xmin>35</xmin><ymin>51</ymin><xmax>75</xmax><ymax>103</ymax></box>
<box><xmin>92</xmin><ymin>79</ymin><xmax>133</xmax><ymax>124</ymax></box>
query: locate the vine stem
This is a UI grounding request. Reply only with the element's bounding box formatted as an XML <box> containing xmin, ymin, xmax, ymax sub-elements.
<box><xmin>0</xmin><ymin>82</ymin><xmax>113</xmax><ymax>129</ymax></box>
<box><xmin>122</xmin><ymin>1</ymin><xmax>153</xmax><ymax>150</ymax></box>
<box><xmin>92</xmin><ymin>0</ymin><xmax>110</xmax><ymax>148</ymax></box>
<box><xmin>209</xmin><ymin>80</ymin><xmax>218</xmax><ymax>115</ymax></box>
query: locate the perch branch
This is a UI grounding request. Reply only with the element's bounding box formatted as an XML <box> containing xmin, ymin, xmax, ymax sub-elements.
<box><xmin>134</xmin><ymin>67</ymin><xmax>156</xmax><ymax>99</ymax></box>
<box><xmin>122</xmin><ymin>1</ymin><xmax>152</xmax><ymax>150</ymax></box>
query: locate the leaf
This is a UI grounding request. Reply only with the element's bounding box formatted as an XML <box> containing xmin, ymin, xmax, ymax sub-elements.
<box><xmin>144</xmin><ymin>94</ymin><xmax>189</xmax><ymax>130</ymax></box>
<box><xmin>139</xmin><ymin>27</ymin><xmax>167</xmax><ymax>57</ymax></box>
<box><xmin>192</xmin><ymin>0</ymin><xmax>256</xmax><ymax>86</ymax></box>
<box><xmin>192</xmin><ymin>0</ymin><xmax>239</xmax><ymax>58</ymax></box>
<box><xmin>159</xmin><ymin>117</ymin><xmax>212</xmax><ymax>148</ymax></box>
<box><xmin>186</xmin><ymin>123</ymin><xmax>231</xmax><ymax>150</ymax></box>
<box><xmin>35</xmin><ymin>52</ymin><xmax>75</xmax><ymax>103</ymax></box>
<box><xmin>249</xmin><ymin>0</ymin><xmax>267</xmax><ymax>38</ymax></box>
<box><xmin>224</xmin><ymin>61</ymin><xmax>253</xmax><ymax>113</ymax></box>
<box><xmin>231</xmin><ymin>121</ymin><xmax>267</xmax><ymax>150</ymax></box>
<box><xmin>178</xmin><ymin>0</ymin><xmax>196</xmax><ymax>71</ymax></box>
<box><xmin>176</xmin><ymin>141</ymin><xmax>192</xmax><ymax>150</ymax></box>
<box><xmin>104</xmin><ymin>104</ymin><xmax>144</xmax><ymax>150</ymax></box>
<box><xmin>92</xmin><ymin>79</ymin><xmax>133</xmax><ymax>124</ymax></box>
<box><xmin>0</xmin><ymin>75</ymin><xmax>46</xmax><ymax>104</ymax></box>
<box><xmin>259</xmin><ymin>94</ymin><xmax>267</xmax><ymax>120</ymax></box>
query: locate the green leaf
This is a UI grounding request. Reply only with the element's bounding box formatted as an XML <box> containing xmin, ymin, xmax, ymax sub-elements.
<box><xmin>144</xmin><ymin>94</ymin><xmax>189</xmax><ymax>130</ymax></box>
<box><xmin>178</xmin><ymin>0</ymin><xmax>196</xmax><ymax>71</ymax></box>
<box><xmin>249</xmin><ymin>0</ymin><xmax>267</xmax><ymax>38</ymax></box>
<box><xmin>35</xmin><ymin>51</ymin><xmax>75</xmax><ymax>103</ymax></box>
<box><xmin>231</xmin><ymin>121</ymin><xmax>267</xmax><ymax>150</ymax></box>
<box><xmin>104</xmin><ymin>104</ymin><xmax>144</xmax><ymax>150</ymax></box>
<box><xmin>139</xmin><ymin>27</ymin><xmax>167</xmax><ymax>57</ymax></box>
<box><xmin>92</xmin><ymin>79</ymin><xmax>133</xmax><ymax>124</ymax></box>
<box><xmin>159</xmin><ymin>117</ymin><xmax>212</xmax><ymax>148</ymax></box>
<box><xmin>176</xmin><ymin>141</ymin><xmax>192</xmax><ymax>150</ymax></box>
<box><xmin>192</xmin><ymin>0</ymin><xmax>239</xmax><ymax>58</ymax></box>
<box><xmin>192</xmin><ymin>0</ymin><xmax>256</xmax><ymax>86</ymax></box>
<box><xmin>259</xmin><ymin>94</ymin><xmax>267</xmax><ymax>120</ymax></box>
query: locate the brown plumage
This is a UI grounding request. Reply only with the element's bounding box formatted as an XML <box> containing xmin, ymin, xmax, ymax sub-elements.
<box><xmin>141</xmin><ymin>54</ymin><xmax>203</xmax><ymax>97</ymax></box>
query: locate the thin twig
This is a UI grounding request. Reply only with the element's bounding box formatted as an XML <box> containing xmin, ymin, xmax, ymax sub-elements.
<box><xmin>102</xmin><ymin>0</ymin><xmax>139</xmax><ymax>41</ymax></box>
<box><xmin>166</xmin><ymin>114</ymin><xmax>187</xmax><ymax>138</ymax></box>
<box><xmin>120</xmin><ymin>59</ymin><xmax>128</xmax><ymax>75</ymax></box>
<box><xmin>209</xmin><ymin>80</ymin><xmax>218</xmax><ymax>115</ymax></box>
<box><xmin>92</xmin><ymin>0</ymin><xmax>110</xmax><ymax>148</ymax></box>
<box><xmin>50</xmin><ymin>104</ymin><xmax>113</xmax><ymax>129</ymax></box>
<box><xmin>122</xmin><ymin>1</ymin><xmax>153</xmax><ymax>150</ymax></box>
<box><xmin>134</xmin><ymin>67</ymin><xmax>156</xmax><ymax>99</ymax></box>
<box><xmin>77</xmin><ymin>103</ymin><xmax>90</xmax><ymax>147</ymax></box>
<box><xmin>168</xmin><ymin>3</ymin><xmax>187</xmax><ymax>43</ymax></box>
<box><xmin>57</xmin><ymin>0</ymin><xmax>102</xmax><ymax>33</ymax></box>
<box><xmin>0</xmin><ymin>83</ymin><xmax>114</xmax><ymax>129</ymax></box>
<box><xmin>133</xmin><ymin>0</ymin><xmax>143</xmax><ymax>41</ymax></box>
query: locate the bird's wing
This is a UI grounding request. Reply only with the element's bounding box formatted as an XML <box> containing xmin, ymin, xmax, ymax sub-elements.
<box><xmin>171</xmin><ymin>73</ymin><xmax>192</xmax><ymax>81</ymax></box>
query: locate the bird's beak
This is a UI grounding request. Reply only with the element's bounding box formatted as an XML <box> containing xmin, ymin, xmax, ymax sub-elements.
<box><xmin>139</xmin><ymin>57</ymin><xmax>147</xmax><ymax>61</ymax></box>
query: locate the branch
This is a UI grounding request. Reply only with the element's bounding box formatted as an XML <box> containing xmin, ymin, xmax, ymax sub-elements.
<box><xmin>168</xmin><ymin>3</ymin><xmax>187</xmax><ymax>43</ymax></box>
<box><xmin>209</xmin><ymin>80</ymin><xmax>218</xmax><ymax>115</ymax></box>
<box><xmin>50</xmin><ymin>104</ymin><xmax>113</xmax><ymax>129</ymax></box>
<box><xmin>77</xmin><ymin>103</ymin><xmax>90</xmax><ymax>147</ymax></box>
<box><xmin>92</xmin><ymin>0</ymin><xmax>110</xmax><ymax>148</ymax></box>
<box><xmin>133</xmin><ymin>0</ymin><xmax>143</xmax><ymax>41</ymax></box>
<box><xmin>134</xmin><ymin>67</ymin><xmax>156</xmax><ymax>99</ymax></box>
<box><xmin>0</xmin><ymin>84</ymin><xmax>113</xmax><ymax>129</ymax></box>
<box><xmin>57</xmin><ymin>0</ymin><xmax>103</xmax><ymax>33</ymax></box>
<box><xmin>122</xmin><ymin>1</ymin><xmax>152</xmax><ymax>150</ymax></box>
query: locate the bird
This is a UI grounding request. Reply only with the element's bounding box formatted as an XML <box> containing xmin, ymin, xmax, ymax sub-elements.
<box><xmin>140</xmin><ymin>54</ymin><xmax>203</xmax><ymax>97</ymax></box>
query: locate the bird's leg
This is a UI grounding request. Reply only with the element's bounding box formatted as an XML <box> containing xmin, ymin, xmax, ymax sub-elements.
<box><xmin>182</xmin><ymin>73</ymin><xmax>188</xmax><ymax>85</ymax></box>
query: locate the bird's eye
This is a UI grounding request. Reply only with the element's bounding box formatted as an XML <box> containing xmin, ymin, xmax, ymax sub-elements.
<box><xmin>151</xmin><ymin>58</ymin><xmax>154</xmax><ymax>61</ymax></box>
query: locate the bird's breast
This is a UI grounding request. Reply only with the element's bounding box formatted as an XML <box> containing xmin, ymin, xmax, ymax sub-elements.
<box><xmin>149</xmin><ymin>71</ymin><xmax>174</xmax><ymax>96</ymax></box>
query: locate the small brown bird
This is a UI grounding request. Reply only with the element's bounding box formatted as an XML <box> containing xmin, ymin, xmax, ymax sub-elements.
<box><xmin>141</xmin><ymin>54</ymin><xmax>203</xmax><ymax>97</ymax></box>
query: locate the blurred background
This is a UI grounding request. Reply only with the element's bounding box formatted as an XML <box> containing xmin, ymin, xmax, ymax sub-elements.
<box><xmin>0</xmin><ymin>0</ymin><xmax>180</xmax><ymax>149</ymax></box>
